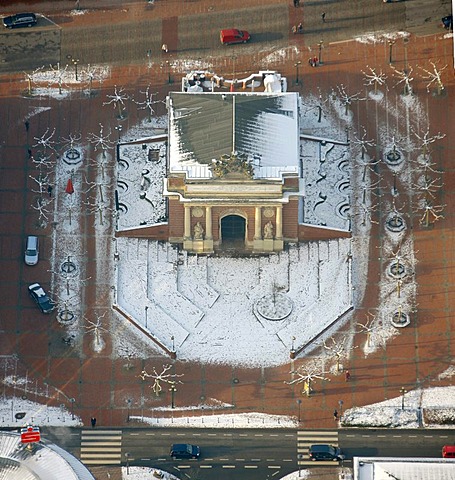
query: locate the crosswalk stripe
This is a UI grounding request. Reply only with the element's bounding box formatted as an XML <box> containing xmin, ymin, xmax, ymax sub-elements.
<box><xmin>80</xmin><ymin>429</ymin><xmax>123</xmax><ymax>466</ymax></box>
<box><xmin>297</xmin><ymin>430</ymin><xmax>341</xmax><ymax>466</ymax></box>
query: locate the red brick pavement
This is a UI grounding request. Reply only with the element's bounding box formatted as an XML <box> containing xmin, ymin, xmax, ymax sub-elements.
<box><xmin>0</xmin><ymin>0</ymin><xmax>454</xmax><ymax>432</ymax></box>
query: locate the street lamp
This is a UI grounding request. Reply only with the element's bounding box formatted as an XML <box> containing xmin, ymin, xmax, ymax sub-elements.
<box><xmin>66</xmin><ymin>55</ymin><xmax>79</xmax><ymax>81</ymax></box>
<box><xmin>171</xmin><ymin>335</ymin><xmax>175</xmax><ymax>352</ymax></box>
<box><xmin>318</xmin><ymin>40</ymin><xmax>324</xmax><ymax>65</ymax></box>
<box><xmin>127</xmin><ymin>398</ymin><xmax>132</xmax><ymax>422</ymax></box>
<box><xmin>388</xmin><ymin>40</ymin><xmax>395</xmax><ymax>64</ymax></box>
<box><xmin>114</xmin><ymin>125</ymin><xmax>123</xmax><ymax>142</ymax></box>
<box><xmin>70</xmin><ymin>398</ymin><xmax>75</xmax><ymax>420</ymax></box>
<box><xmin>144</xmin><ymin>305</ymin><xmax>149</xmax><ymax>329</ymax></box>
<box><xmin>403</xmin><ymin>37</ymin><xmax>409</xmax><ymax>73</ymax></box>
<box><xmin>169</xmin><ymin>384</ymin><xmax>177</xmax><ymax>409</ymax></box>
<box><xmin>297</xmin><ymin>399</ymin><xmax>302</xmax><ymax>423</ymax></box>
<box><xmin>338</xmin><ymin>399</ymin><xmax>344</xmax><ymax>418</ymax></box>
<box><xmin>125</xmin><ymin>452</ymin><xmax>130</xmax><ymax>474</ymax></box>
<box><xmin>294</xmin><ymin>61</ymin><xmax>302</xmax><ymax>85</ymax></box>
<box><xmin>400</xmin><ymin>387</ymin><xmax>407</xmax><ymax>410</ymax></box>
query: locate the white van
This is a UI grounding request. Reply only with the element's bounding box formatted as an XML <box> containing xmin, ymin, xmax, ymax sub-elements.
<box><xmin>25</xmin><ymin>236</ymin><xmax>39</xmax><ymax>265</ymax></box>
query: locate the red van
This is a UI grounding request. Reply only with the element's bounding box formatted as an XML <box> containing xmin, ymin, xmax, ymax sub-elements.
<box><xmin>442</xmin><ymin>445</ymin><xmax>455</xmax><ymax>458</ymax></box>
<box><xmin>220</xmin><ymin>29</ymin><xmax>250</xmax><ymax>45</ymax></box>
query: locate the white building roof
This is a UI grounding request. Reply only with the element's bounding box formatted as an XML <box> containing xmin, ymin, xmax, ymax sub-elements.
<box><xmin>354</xmin><ymin>457</ymin><xmax>455</xmax><ymax>480</ymax></box>
<box><xmin>168</xmin><ymin>92</ymin><xmax>300</xmax><ymax>179</ymax></box>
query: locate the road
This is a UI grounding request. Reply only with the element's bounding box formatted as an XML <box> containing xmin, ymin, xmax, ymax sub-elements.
<box><xmin>36</xmin><ymin>426</ymin><xmax>455</xmax><ymax>479</ymax></box>
<box><xmin>0</xmin><ymin>0</ymin><xmax>450</xmax><ymax>73</ymax></box>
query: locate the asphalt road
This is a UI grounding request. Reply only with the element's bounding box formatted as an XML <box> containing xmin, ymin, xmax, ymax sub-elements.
<box><xmin>0</xmin><ymin>0</ymin><xmax>450</xmax><ymax>73</ymax></box>
<box><xmin>36</xmin><ymin>426</ymin><xmax>455</xmax><ymax>479</ymax></box>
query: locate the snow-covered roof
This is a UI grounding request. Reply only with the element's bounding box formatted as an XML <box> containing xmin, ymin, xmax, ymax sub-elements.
<box><xmin>168</xmin><ymin>92</ymin><xmax>299</xmax><ymax>179</ymax></box>
<box><xmin>354</xmin><ymin>457</ymin><xmax>455</xmax><ymax>480</ymax></box>
<box><xmin>0</xmin><ymin>432</ymin><xmax>95</xmax><ymax>480</ymax></box>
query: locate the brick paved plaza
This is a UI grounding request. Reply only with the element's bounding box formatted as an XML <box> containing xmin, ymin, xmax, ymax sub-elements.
<box><xmin>0</xmin><ymin>0</ymin><xmax>454</xmax><ymax>440</ymax></box>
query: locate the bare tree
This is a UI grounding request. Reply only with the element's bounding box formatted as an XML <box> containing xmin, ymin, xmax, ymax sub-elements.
<box><xmin>23</xmin><ymin>67</ymin><xmax>43</xmax><ymax>96</ymax></box>
<box><xmin>87</xmin><ymin>123</ymin><xmax>114</xmax><ymax>158</ymax></box>
<box><xmin>413</xmin><ymin>129</ymin><xmax>445</xmax><ymax>158</ymax></box>
<box><xmin>391</xmin><ymin>65</ymin><xmax>414</xmax><ymax>96</ymax></box>
<box><xmin>31</xmin><ymin>196</ymin><xmax>52</xmax><ymax>228</ymax></box>
<box><xmin>30</xmin><ymin>172</ymin><xmax>50</xmax><ymax>195</ymax></box>
<box><xmin>34</xmin><ymin>128</ymin><xmax>56</xmax><ymax>154</ymax></box>
<box><xmin>352</xmin><ymin>128</ymin><xmax>376</xmax><ymax>161</ymax></box>
<box><xmin>334</xmin><ymin>84</ymin><xmax>365</xmax><ymax>115</ymax></box>
<box><xmin>84</xmin><ymin>312</ymin><xmax>108</xmax><ymax>351</ymax></box>
<box><xmin>351</xmin><ymin>202</ymin><xmax>379</xmax><ymax>226</ymax></box>
<box><xmin>418</xmin><ymin>61</ymin><xmax>447</xmax><ymax>95</ymax></box>
<box><xmin>139</xmin><ymin>365</ymin><xmax>184</xmax><ymax>396</ymax></box>
<box><xmin>85</xmin><ymin>198</ymin><xmax>114</xmax><ymax>226</ymax></box>
<box><xmin>362</xmin><ymin>66</ymin><xmax>388</xmax><ymax>95</ymax></box>
<box><xmin>286</xmin><ymin>358</ymin><xmax>329</xmax><ymax>397</ymax></box>
<box><xmin>134</xmin><ymin>86</ymin><xmax>161</xmax><ymax>122</ymax></box>
<box><xmin>81</xmin><ymin>64</ymin><xmax>107</xmax><ymax>96</ymax></box>
<box><xmin>48</xmin><ymin>62</ymin><xmax>68</xmax><ymax>95</ymax></box>
<box><xmin>323</xmin><ymin>336</ymin><xmax>357</xmax><ymax>373</ymax></box>
<box><xmin>104</xmin><ymin>85</ymin><xmax>129</xmax><ymax>119</ymax></box>
<box><xmin>419</xmin><ymin>199</ymin><xmax>444</xmax><ymax>227</ymax></box>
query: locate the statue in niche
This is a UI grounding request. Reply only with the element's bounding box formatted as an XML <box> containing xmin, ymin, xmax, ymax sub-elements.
<box><xmin>264</xmin><ymin>221</ymin><xmax>274</xmax><ymax>239</ymax></box>
<box><xmin>193</xmin><ymin>222</ymin><xmax>204</xmax><ymax>240</ymax></box>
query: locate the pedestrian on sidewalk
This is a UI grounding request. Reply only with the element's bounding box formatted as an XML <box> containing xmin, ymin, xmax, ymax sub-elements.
<box><xmin>321</xmin><ymin>12</ymin><xmax>326</xmax><ymax>22</ymax></box>
<box><xmin>27</xmin><ymin>148</ymin><xmax>32</xmax><ymax>158</ymax></box>
<box><xmin>345</xmin><ymin>370</ymin><xmax>351</xmax><ymax>382</ymax></box>
<box><xmin>333</xmin><ymin>409</ymin><xmax>338</xmax><ymax>420</ymax></box>
<box><xmin>161</xmin><ymin>44</ymin><xmax>168</xmax><ymax>53</ymax></box>
<box><xmin>91</xmin><ymin>416</ymin><xmax>96</xmax><ymax>428</ymax></box>
<box><xmin>24</xmin><ymin>120</ymin><xmax>29</xmax><ymax>131</ymax></box>
<box><xmin>47</xmin><ymin>185</ymin><xmax>53</xmax><ymax>197</ymax></box>
<box><xmin>293</xmin><ymin>0</ymin><xmax>300</xmax><ymax>7</ymax></box>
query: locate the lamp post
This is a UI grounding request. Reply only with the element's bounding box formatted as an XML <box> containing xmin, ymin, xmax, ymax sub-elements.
<box><xmin>388</xmin><ymin>40</ymin><xmax>395</xmax><ymax>64</ymax></box>
<box><xmin>400</xmin><ymin>387</ymin><xmax>407</xmax><ymax>410</ymax></box>
<box><xmin>169</xmin><ymin>384</ymin><xmax>177</xmax><ymax>409</ymax></box>
<box><xmin>127</xmin><ymin>398</ymin><xmax>132</xmax><ymax>422</ymax></box>
<box><xmin>294</xmin><ymin>61</ymin><xmax>302</xmax><ymax>85</ymax></box>
<box><xmin>125</xmin><ymin>452</ymin><xmax>130</xmax><ymax>474</ymax></box>
<box><xmin>114</xmin><ymin>125</ymin><xmax>123</xmax><ymax>142</ymax></box>
<box><xmin>338</xmin><ymin>399</ymin><xmax>344</xmax><ymax>418</ymax></box>
<box><xmin>297</xmin><ymin>399</ymin><xmax>302</xmax><ymax>423</ymax></box>
<box><xmin>403</xmin><ymin>37</ymin><xmax>409</xmax><ymax>73</ymax></box>
<box><xmin>70</xmin><ymin>398</ymin><xmax>75</xmax><ymax>420</ymax></box>
<box><xmin>318</xmin><ymin>40</ymin><xmax>324</xmax><ymax>65</ymax></box>
<box><xmin>144</xmin><ymin>305</ymin><xmax>148</xmax><ymax>329</ymax></box>
<box><xmin>171</xmin><ymin>335</ymin><xmax>175</xmax><ymax>352</ymax></box>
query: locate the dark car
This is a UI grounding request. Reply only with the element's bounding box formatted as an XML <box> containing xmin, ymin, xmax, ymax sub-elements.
<box><xmin>28</xmin><ymin>283</ymin><xmax>54</xmax><ymax>314</ymax></box>
<box><xmin>308</xmin><ymin>444</ymin><xmax>345</xmax><ymax>462</ymax></box>
<box><xmin>3</xmin><ymin>13</ymin><xmax>37</xmax><ymax>29</ymax></box>
<box><xmin>442</xmin><ymin>15</ymin><xmax>453</xmax><ymax>30</ymax></box>
<box><xmin>170</xmin><ymin>443</ymin><xmax>200</xmax><ymax>459</ymax></box>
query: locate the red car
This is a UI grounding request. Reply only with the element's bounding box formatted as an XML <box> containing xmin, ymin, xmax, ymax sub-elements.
<box><xmin>220</xmin><ymin>29</ymin><xmax>250</xmax><ymax>45</ymax></box>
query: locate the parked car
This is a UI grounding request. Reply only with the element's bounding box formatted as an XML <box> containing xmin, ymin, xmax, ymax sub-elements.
<box><xmin>170</xmin><ymin>444</ymin><xmax>200</xmax><ymax>459</ymax></box>
<box><xmin>308</xmin><ymin>444</ymin><xmax>345</xmax><ymax>461</ymax></box>
<box><xmin>442</xmin><ymin>15</ymin><xmax>453</xmax><ymax>30</ymax></box>
<box><xmin>442</xmin><ymin>445</ymin><xmax>455</xmax><ymax>458</ymax></box>
<box><xmin>24</xmin><ymin>236</ymin><xmax>39</xmax><ymax>266</ymax></box>
<box><xmin>220</xmin><ymin>29</ymin><xmax>250</xmax><ymax>45</ymax></box>
<box><xmin>28</xmin><ymin>283</ymin><xmax>54</xmax><ymax>313</ymax></box>
<box><xmin>3</xmin><ymin>13</ymin><xmax>37</xmax><ymax>29</ymax></box>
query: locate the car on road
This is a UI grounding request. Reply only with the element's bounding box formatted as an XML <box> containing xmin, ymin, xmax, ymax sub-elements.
<box><xmin>2</xmin><ymin>13</ymin><xmax>37</xmax><ymax>29</ymax></box>
<box><xmin>220</xmin><ymin>29</ymin><xmax>250</xmax><ymax>45</ymax></box>
<box><xmin>442</xmin><ymin>445</ymin><xmax>455</xmax><ymax>458</ymax></box>
<box><xmin>309</xmin><ymin>444</ymin><xmax>345</xmax><ymax>461</ymax></box>
<box><xmin>28</xmin><ymin>283</ymin><xmax>54</xmax><ymax>313</ymax></box>
<box><xmin>442</xmin><ymin>15</ymin><xmax>453</xmax><ymax>30</ymax></box>
<box><xmin>170</xmin><ymin>443</ymin><xmax>200</xmax><ymax>459</ymax></box>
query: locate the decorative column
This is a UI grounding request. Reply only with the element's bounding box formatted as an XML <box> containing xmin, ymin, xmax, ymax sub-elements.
<box><xmin>184</xmin><ymin>205</ymin><xmax>191</xmax><ymax>239</ymax></box>
<box><xmin>205</xmin><ymin>206</ymin><xmax>213</xmax><ymax>240</ymax></box>
<box><xmin>276</xmin><ymin>205</ymin><xmax>283</xmax><ymax>239</ymax></box>
<box><xmin>253</xmin><ymin>206</ymin><xmax>263</xmax><ymax>251</ymax></box>
<box><xmin>275</xmin><ymin>205</ymin><xmax>284</xmax><ymax>251</ymax></box>
<box><xmin>254</xmin><ymin>207</ymin><xmax>262</xmax><ymax>239</ymax></box>
<box><xmin>204</xmin><ymin>205</ymin><xmax>214</xmax><ymax>253</ymax></box>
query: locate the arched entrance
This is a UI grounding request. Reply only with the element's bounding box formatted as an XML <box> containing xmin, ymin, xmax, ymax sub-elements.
<box><xmin>220</xmin><ymin>215</ymin><xmax>246</xmax><ymax>246</ymax></box>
